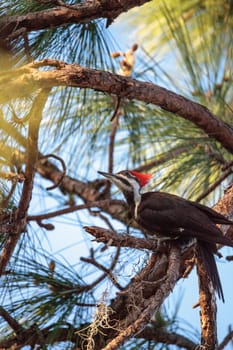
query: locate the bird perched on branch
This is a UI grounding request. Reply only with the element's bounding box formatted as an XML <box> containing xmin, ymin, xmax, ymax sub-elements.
<box><xmin>98</xmin><ymin>169</ymin><xmax>233</xmax><ymax>301</ymax></box>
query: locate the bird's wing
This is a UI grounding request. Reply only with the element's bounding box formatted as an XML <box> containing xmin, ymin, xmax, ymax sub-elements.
<box><xmin>138</xmin><ymin>192</ymin><xmax>192</xmax><ymax>233</ymax></box>
<box><xmin>190</xmin><ymin>200</ymin><xmax>233</xmax><ymax>225</ymax></box>
<box><xmin>138</xmin><ymin>192</ymin><xmax>233</xmax><ymax>247</ymax></box>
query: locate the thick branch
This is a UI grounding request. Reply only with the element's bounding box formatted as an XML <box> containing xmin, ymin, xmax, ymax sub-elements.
<box><xmin>36</xmin><ymin>158</ymin><xmax>129</xmax><ymax>224</ymax></box>
<box><xmin>102</xmin><ymin>244</ymin><xmax>181</xmax><ymax>350</ymax></box>
<box><xmin>2</xmin><ymin>60</ymin><xmax>233</xmax><ymax>153</ymax></box>
<box><xmin>0</xmin><ymin>0</ymin><xmax>151</xmax><ymax>39</ymax></box>
<box><xmin>0</xmin><ymin>322</ymin><xmax>198</xmax><ymax>349</ymax></box>
<box><xmin>138</xmin><ymin>326</ymin><xmax>197</xmax><ymax>350</ymax></box>
<box><xmin>84</xmin><ymin>226</ymin><xmax>158</xmax><ymax>250</ymax></box>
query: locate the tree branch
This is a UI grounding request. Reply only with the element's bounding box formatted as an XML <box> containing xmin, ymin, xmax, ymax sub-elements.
<box><xmin>0</xmin><ymin>306</ymin><xmax>24</xmax><ymax>335</ymax></box>
<box><xmin>0</xmin><ymin>0</ymin><xmax>151</xmax><ymax>39</ymax></box>
<box><xmin>134</xmin><ymin>146</ymin><xmax>191</xmax><ymax>172</ymax></box>
<box><xmin>0</xmin><ymin>88</ymin><xmax>50</xmax><ymax>275</ymax></box>
<box><xmin>84</xmin><ymin>226</ymin><xmax>158</xmax><ymax>250</ymax></box>
<box><xmin>0</xmin><ymin>320</ymin><xmax>198</xmax><ymax>349</ymax></box>
<box><xmin>195</xmin><ymin>169</ymin><xmax>233</xmax><ymax>202</ymax></box>
<box><xmin>2</xmin><ymin>60</ymin><xmax>233</xmax><ymax>153</ymax></box>
<box><xmin>138</xmin><ymin>325</ymin><xmax>197</xmax><ymax>350</ymax></box>
<box><xmin>196</xmin><ymin>246</ymin><xmax>217</xmax><ymax>350</ymax></box>
<box><xmin>102</xmin><ymin>244</ymin><xmax>181</xmax><ymax>350</ymax></box>
<box><xmin>39</xmin><ymin>153</ymin><xmax>66</xmax><ymax>190</ymax></box>
<box><xmin>81</xmin><ymin>246</ymin><xmax>123</xmax><ymax>290</ymax></box>
<box><xmin>218</xmin><ymin>328</ymin><xmax>233</xmax><ymax>350</ymax></box>
<box><xmin>27</xmin><ymin>200</ymin><xmax>124</xmax><ymax>222</ymax></box>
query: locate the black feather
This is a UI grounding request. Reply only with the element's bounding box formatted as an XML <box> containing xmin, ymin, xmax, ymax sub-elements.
<box><xmin>197</xmin><ymin>242</ymin><xmax>224</xmax><ymax>302</ymax></box>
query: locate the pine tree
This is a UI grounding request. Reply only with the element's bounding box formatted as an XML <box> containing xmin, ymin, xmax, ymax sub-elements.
<box><xmin>0</xmin><ymin>1</ymin><xmax>233</xmax><ymax>349</ymax></box>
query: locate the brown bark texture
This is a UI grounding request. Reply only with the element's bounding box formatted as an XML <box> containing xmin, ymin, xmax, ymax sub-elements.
<box><xmin>1</xmin><ymin>60</ymin><xmax>233</xmax><ymax>154</ymax></box>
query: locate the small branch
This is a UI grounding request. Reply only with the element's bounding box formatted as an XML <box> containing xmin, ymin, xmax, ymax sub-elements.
<box><xmin>222</xmin><ymin>160</ymin><xmax>233</xmax><ymax>171</ymax></box>
<box><xmin>17</xmin><ymin>88</ymin><xmax>51</xmax><ymax>216</ymax></box>
<box><xmin>88</xmin><ymin>210</ymin><xmax>116</xmax><ymax>232</ymax></box>
<box><xmin>225</xmin><ymin>255</ymin><xmax>233</xmax><ymax>261</ymax></box>
<box><xmin>108</xmin><ymin>44</ymin><xmax>138</xmax><ymax>182</ymax></box>
<box><xmin>105</xmin><ymin>113</ymin><xmax>120</xmax><ymax>195</ymax></box>
<box><xmin>39</xmin><ymin>154</ymin><xmax>66</xmax><ymax>190</ymax></box>
<box><xmin>11</xmin><ymin>105</ymin><xmax>31</xmax><ymax>124</ymax></box>
<box><xmin>84</xmin><ymin>226</ymin><xmax>158</xmax><ymax>251</ymax></box>
<box><xmin>138</xmin><ymin>325</ymin><xmax>197</xmax><ymax>350</ymax></box>
<box><xmin>203</xmin><ymin>144</ymin><xmax>227</xmax><ymax>166</ymax></box>
<box><xmin>110</xmin><ymin>96</ymin><xmax>121</xmax><ymax>122</ymax></box>
<box><xmin>0</xmin><ymin>111</ymin><xmax>27</xmax><ymax>148</ymax></box>
<box><xmin>195</xmin><ymin>168</ymin><xmax>233</xmax><ymax>202</ymax></box>
<box><xmin>0</xmin><ymin>306</ymin><xmax>24</xmax><ymax>335</ymax></box>
<box><xmin>218</xmin><ymin>328</ymin><xmax>233</xmax><ymax>350</ymax></box>
<box><xmin>0</xmin><ymin>182</ymin><xmax>17</xmax><ymax>210</ymax></box>
<box><xmin>81</xmin><ymin>246</ymin><xmax>123</xmax><ymax>290</ymax></box>
<box><xmin>134</xmin><ymin>146</ymin><xmax>190</xmax><ymax>172</ymax></box>
<box><xmin>23</xmin><ymin>29</ymin><xmax>32</xmax><ymax>62</ymax></box>
<box><xmin>108</xmin><ymin>115</ymin><xmax>119</xmax><ymax>174</ymax></box>
<box><xmin>27</xmin><ymin>200</ymin><xmax>123</xmax><ymax>222</ymax></box>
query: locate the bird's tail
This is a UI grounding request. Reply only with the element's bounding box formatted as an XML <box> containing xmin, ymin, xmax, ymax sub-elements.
<box><xmin>196</xmin><ymin>242</ymin><xmax>224</xmax><ymax>302</ymax></box>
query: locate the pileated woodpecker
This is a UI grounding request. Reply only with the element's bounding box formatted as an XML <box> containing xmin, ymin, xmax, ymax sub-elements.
<box><xmin>98</xmin><ymin>169</ymin><xmax>233</xmax><ymax>301</ymax></box>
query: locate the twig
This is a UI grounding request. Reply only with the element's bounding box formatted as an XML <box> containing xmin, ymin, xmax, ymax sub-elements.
<box><xmin>39</xmin><ymin>154</ymin><xmax>66</xmax><ymax>190</ymax></box>
<box><xmin>203</xmin><ymin>144</ymin><xmax>227</xmax><ymax>166</ymax></box>
<box><xmin>195</xmin><ymin>168</ymin><xmax>233</xmax><ymax>202</ymax></box>
<box><xmin>23</xmin><ymin>30</ymin><xmax>32</xmax><ymax>62</ymax></box>
<box><xmin>134</xmin><ymin>146</ymin><xmax>190</xmax><ymax>172</ymax></box>
<box><xmin>107</xmin><ymin>43</ymin><xmax>138</xmax><ymax>194</ymax></box>
<box><xmin>218</xmin><ymin>327</ymin><xmax>233</xmax><ymax>350</ymax></box>
<box><xmin>0</xmin><ymin>306</ymin><xmax>24</xmax><ymax>335</ymax></box>
<box><xmin>84</xmin><ymin>226</ymin><xmax>158</xmax><ymax>251</ymax></box>
<box><xmin>226</xmin><ymin>255</ymin><xmax>233</xmax><ymax>261</ymax></box>
<box><xmin>108</xmin><ymin>115</ymin><xmax>119</xmax><ymax>174</ymax></box>
<box><xmin>138</xmin><ymin>325</ymin><xmax>197</xmax><ymax>350</ymax></box>
<box><xmin>110</xmin><ymin>96</ymin><xmax>121</xmax><ymax>122</ymax></box>
<box><xmin>11</xmin><ymin>105</ymin><xmax>30</xmax><ymax>124</ymax></box>
<box><xmin>88</xmin><ymin>210</ymin><xmax>116</xmax><ymax>232</ymax></box>
<box><xmin>0</xmin><ymin>182</ymin><xmax>17</xmax><ymax>210</ymax></box>
<box><xmin>222</xmin><ymin>160</ymin><xmax>233</xmax><ymax>171</ymax></box>
<box><xmin>1</xmin><ymin>172</ymin><xmax>25</xmax><ymax>183</ymax></box>
<box><xmin>27</xmin><ymin>199</ymin><xmax>123</xmax><ymax>222</ymax></box>
<box><xmin>25</xmin><ymin>58</ymin><xmax>66</xmax><ymax>70</ymax></box>
<box><xmin>81</xmin><ymin>247</ymin><xmax>123</xmax><ymax>290</ymax></box>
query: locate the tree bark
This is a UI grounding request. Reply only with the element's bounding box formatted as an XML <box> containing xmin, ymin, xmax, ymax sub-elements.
<box><xmin>2</xmin><ymin>60</ymin><xmax>233</xmax><ymax>154</ymax></box>
<box><xmin>0</xmin><ymin>0</ymin><xmax>151</xmax><ymax>38</ymax></box>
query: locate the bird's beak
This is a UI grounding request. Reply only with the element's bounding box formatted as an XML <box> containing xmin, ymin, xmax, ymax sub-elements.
<box><xmin>98</xmin><ymin>171</ymin><xmax>116</xmax><ymax>181</ymax></box>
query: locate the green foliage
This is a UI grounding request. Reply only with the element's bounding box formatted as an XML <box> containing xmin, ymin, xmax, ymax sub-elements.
<box><xmin>0</xmin><ymin>251</ymin><xmax>95</xmax><ymax>334</ymax></box>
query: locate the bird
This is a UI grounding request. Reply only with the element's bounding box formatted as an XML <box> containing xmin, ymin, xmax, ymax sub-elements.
<box><xmin>98</xmin><ymin>169</ymin><xmax>233</xmax><ymax>301</ymax></box>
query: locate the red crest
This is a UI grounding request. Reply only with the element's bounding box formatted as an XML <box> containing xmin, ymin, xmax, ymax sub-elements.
<box><xmin>130</xmin><ymin>170</ymin><xmax>152</xmax><ymax>187</ymax></box>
